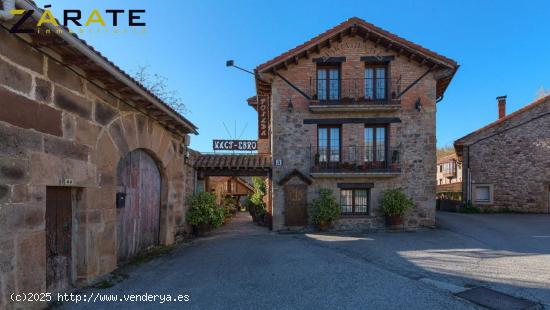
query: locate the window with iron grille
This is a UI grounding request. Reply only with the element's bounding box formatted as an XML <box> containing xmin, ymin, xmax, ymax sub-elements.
<box><xmin>340</xmin><ymin>189</ymin><xmax>369</xmax><ymax>215</ymax></box>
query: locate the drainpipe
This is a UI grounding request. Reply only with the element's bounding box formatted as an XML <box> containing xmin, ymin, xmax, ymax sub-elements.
<box><xmin>11</xmin><ymin>0</ymin><xmax>197</xmax><ymax>134</ymax></box>
<box><xmin>0</xmin><ymin>0</ymin><xmax>15</xmax><ymax>20</ymax></box>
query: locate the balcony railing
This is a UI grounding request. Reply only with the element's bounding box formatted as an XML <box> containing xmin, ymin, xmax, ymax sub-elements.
<box><xmin>303</xmin><ymin>77</ymin><xmax>402</xmax><ymax>105</ymax></box>
<box><xmin>307</xmin><ymin>146</ymin><xmax>401</xmax><ymax>174</ymax></box>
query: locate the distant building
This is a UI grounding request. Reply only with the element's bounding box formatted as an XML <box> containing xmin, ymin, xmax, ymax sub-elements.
<box><xmin>455</xmin><ymin>95</ymin><xmax>550</xmax><ymax>213</ymax></box>
<box><xmin>436</xmin><ymin>153</ymin><xmax>462</xmax><ymax>200</ymax></box>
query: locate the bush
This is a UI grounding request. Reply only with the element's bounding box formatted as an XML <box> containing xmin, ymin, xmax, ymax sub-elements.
<box><xmin>186</xmin><ymin>192</ymin><xmax>224</xmax><ymax>229</ymax></box>
<box><xmin>380</xmin><ymin>188</ymin><xmax>414</xmax><ymax>217</ymax></box>
<box><xmin>247</xmin><ymin>177</ymin><xmax>267</xmax><ymax>224</ymax></box>
<box><xmin>310</xmin><ymin>189</ymin><xmax>340</xmax><ymax>226</ymax></box>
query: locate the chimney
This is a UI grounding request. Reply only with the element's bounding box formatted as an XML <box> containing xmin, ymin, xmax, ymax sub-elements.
<box><xmin>497</xmin><ymin>95</ymin><xmax>507</xmax><ymax>119</ymax></box>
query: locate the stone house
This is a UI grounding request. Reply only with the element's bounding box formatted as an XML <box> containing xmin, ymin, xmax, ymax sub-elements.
<box><xmin>455</xmin><ymin>95</ymin><xmax>550</xmax><ymax>213</ymax></box>
<box><xmin>250</xmin><ymin>17</ymin><xmax>459</xmax><ymax>231</ymax></box>
<box><xmin>436</xmin><ymin>153</ymin><xmax>462</xmax><ymax>199</ymax></box>
<box><xmin>0</xmin><ymin>2</ymin><xmax>198</xmax><ymax>309</ymax></box>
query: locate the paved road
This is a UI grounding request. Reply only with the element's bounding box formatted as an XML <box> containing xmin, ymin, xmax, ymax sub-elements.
<box><xmin>58</xmin><ymin>212</ymin><xmax>550</xmax><ymax>309</ymax></box>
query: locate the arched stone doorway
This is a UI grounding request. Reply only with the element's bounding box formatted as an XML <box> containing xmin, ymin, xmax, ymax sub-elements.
<box><xmin>116</xmin><ymin>149</ymin><xmax>162</xmax><ymax>261</ymax></box>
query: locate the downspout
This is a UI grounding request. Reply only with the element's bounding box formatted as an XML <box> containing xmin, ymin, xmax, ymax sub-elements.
<box><xmin>0</xmin><ymin>0</ymin><xmax>15</xmax><ymax>20</ymax></box>
<box><xmin>12</xmin><ymin>0</ymin><xmax>197</xmax><ymax>134</ymax></box>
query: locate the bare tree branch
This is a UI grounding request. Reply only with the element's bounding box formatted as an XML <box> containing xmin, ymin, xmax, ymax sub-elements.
<box><xmin>132</xmin><ymin>65</ymin><xmax>189</xmax><ymax>115</ymax></box>
<box><xmin>535</xmin><ymin>86</ymin><xmax>550</xmax><ymax>100</ymax></box>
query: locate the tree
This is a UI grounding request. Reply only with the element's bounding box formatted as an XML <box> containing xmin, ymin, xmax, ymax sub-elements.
<box><xmin>535</xmin><ymin>86</ymin><xmax>550</xmax><ymax>100</ymax></box>
<box><xmin>132</xmin><ymin>65</ymin><xmax>188</xmax><ymax>115</ymax></box>
<box><xmin>437</xmin><ymin>145</ymin><xmax>455</xmax><ymax>159</ymax></box>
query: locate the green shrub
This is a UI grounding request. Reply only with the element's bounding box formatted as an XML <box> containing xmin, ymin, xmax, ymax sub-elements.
<box><xmin>310</xmin><ymin>189</ymin><xmax>340</xmax><ymax>225</ymax></box>
<box><xmin>380</xmin><ymin>188</ymin><xmax>414</xmax><ymax>216</ymax></box>
<box><xmin>186</xmin><ymin>192</ymin><xmax>224</xmax><ymax>229</ymax></box>
<box><xmin>248</xmin><ymin>177</ymin><xmax>267</xmax><ymax>220</ymax></box>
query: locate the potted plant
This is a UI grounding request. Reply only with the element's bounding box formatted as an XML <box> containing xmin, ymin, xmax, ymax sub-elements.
<box><xmin>380</xmin><ymin>188</ymin><xmax>414</xmax><ymax>226</ymax></box>
<box><xmin>186</xmin><ymin>192</ymin><xmax>224</xmax><ymax>236</ymax></box>
<box><xmin>310</xmin><ymin>189</ymin><xmax>340</xmax><ymax>231</ymax></box>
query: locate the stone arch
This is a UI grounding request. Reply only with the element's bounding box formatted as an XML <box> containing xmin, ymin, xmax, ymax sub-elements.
<box><xmin>84</xmin><ymin>112</ymin><xmax>182</xmax><ymax>269</ymax></box>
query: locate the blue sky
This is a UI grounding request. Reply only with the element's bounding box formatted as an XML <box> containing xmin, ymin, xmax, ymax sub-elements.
<box><xmin>36</xmin><ymin>0</ymin><xmax>550</xmax><ymax>151</ymax></box>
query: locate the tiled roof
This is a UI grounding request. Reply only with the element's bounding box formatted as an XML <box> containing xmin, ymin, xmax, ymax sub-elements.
<box><xmin>194</xmin><ymin>154</ymin><xmax>271</xmax><ymax>170</ymax></box>
<box><xmin>256</xmin><ymin>17</ymin><xmax>458</xmax><ymax>72</ymax></box>
<box><xmin>437</xmin><ymin>153</ymin><xmax>458</xmax><ymax>164</ymax></box>
<box><xmin>455</xmin><ymin>94</ymin><xmax>550</xmax><ymax>146</ymax></box>
<box><xmin>16</xmin><ymin>1</ymin><xmax>197</xmax><ymax>135</ymax></box>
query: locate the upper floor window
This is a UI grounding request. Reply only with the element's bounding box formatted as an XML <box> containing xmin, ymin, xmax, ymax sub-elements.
<box><xmin>364</xmin><ymin>126</ymin><xmax>386</xmax><ymax>163</ymax></box>
<box><xmin>317</xmin><ymin>66</ymin><xmax>340</xmax><ymax>101</ymax></box>
<box><xmin>318</xmin><ymin>126</ymin><xmax>340</xmax><ymax>163</ymax></box>
<box><xmin>365</xmin><ymin>65</ymin><xmax>387</xmax><ymax>100</ymax></box>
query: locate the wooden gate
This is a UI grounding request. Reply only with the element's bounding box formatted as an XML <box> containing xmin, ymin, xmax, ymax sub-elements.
<box><xmin>46</xmin><ymin>187</ymin><xmax>72</xmax><ymax>292</ymax></box>
<box><xmin>284</xmin><ymin>185</ymin><xmax>308</xmax><ymax>226</ymax></box>
<box><xmin>116</xmin><ymin>149</ymin><xmax>161</xmax><ymax>261</ymax></box>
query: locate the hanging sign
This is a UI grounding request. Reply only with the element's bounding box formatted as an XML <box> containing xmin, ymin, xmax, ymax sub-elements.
<box><xmin>213</xmin><ymin>140</ymin><xmax>257</xmax><ymax>151</ymax></box>
<box><xmin>257</xmin><ymin>95</ymin><xmax>270</xmax><ymax>139</ymax></box>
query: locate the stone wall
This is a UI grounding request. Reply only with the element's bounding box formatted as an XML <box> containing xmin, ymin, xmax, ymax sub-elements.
<box><xmin>269</xmin><ymin>35</ymin><xmax>440</xmax><ymax>231</ymax></box>
<box><xmin>460</xmin><ymin>98</ymin><xmax>550</xmax><ymax>213</ymax></box>
<box><xmin>0</xmin><ymin>28</ymin><xmax>194</xmax><ymax>309</ymax></box>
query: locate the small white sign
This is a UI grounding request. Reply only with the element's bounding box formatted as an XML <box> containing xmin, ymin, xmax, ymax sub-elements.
<box><xmin>63</xmin><ymin>178</ymin><xmax>74</xmax><ymax>186</ymax></box>
<box><xmin>275</xmin><ymin>159</ymin><xmax>283</xmax><ymax>167</ymax></box>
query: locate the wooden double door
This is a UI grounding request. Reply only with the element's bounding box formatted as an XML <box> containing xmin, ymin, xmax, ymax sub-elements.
<box><xmin>116</xmin><ymin>149</ymin><xmax>161</xmax><ymax>261</ymax></box>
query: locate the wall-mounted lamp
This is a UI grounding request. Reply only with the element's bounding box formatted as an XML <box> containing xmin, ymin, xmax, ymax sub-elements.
<box><xmin>415</xmin><ymin>98</ymin><xmax>423</xmax><ymax>112</ymax></box>
<box><xmin>287</xmin><ymin>99</ymin><xmax>294</xmax><ymax>113</ymax></box>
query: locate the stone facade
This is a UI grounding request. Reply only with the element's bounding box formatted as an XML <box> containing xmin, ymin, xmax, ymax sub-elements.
<box><xmin>456</xmin><ymin>97</ymin><xmax>550</xmax><ymax>213</ymax></box>
<box><xmin>0</xmin><ymin>27</ymin><xmax>195</xmax><ymax>309</ymax></box>
<box><xmin>255</xmin><ymin>24</ymin><xmax>457</xmax><ymax>231</ymax></box>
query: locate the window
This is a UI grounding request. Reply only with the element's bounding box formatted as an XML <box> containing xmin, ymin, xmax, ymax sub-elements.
<box><xmin>474</xmin><ymin>184</ymin><xmax>493</xmax><ymax>204</ymax></box>
<box><xmin>340</xmin><ymin>189</ymin><xmax>369</xmax><ymax>215</ymax></box>
<box><xmin>364</xmin><ymin>126</ymin><xmax>387</xmax><ymax>164</ymax></box>
<box><xmin>365</xmin><ymin>65</ymin><xmax>387</xmax><ymax>100</ymax></box>
<box><xmin>317</xmin><ymin>66</ymin><xmax>340</xmax><ymax>101</ymax></box>
<box><xmin>318</xmin><ymin>126</ymin><xmax>340</xmax><ymax>162</ymax></box>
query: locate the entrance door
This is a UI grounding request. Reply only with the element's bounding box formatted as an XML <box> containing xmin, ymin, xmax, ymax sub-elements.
<box><xmin>284</xmin><ymin>185</ymin><xmax>308</xmax><ymax>226</ymax></box>
<box><xmin>116</xmin><ymin>149</ymin><xmax>161</xmax><ymax>261</ymax></box>
<box><xmin>46</xmin><ymin>187</ymin><xmax>72</xmax><ymax>292</ymax></box>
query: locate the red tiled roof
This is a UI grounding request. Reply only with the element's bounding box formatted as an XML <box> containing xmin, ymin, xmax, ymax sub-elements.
<box><xmin>256</xmin><ymin>17</ymin><xmax>458</xmax><ymax>72</ymax></box>
<box><xmin>455</xmin><ymin>94</ymin><xmax>550</xmax><ymax>146</ymax></box>
<box><xmin>194</xmin><ymin>154</ymin><xmax>271</xmax><ymax>170</ymax></box>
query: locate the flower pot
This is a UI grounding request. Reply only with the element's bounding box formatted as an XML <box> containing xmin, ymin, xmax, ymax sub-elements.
<box><xmin>193</xmin><ymin>223</ymin><xmax>212</xmax><ymax>237</ymax></box>
<box><xmin>385</xmin><ymin>214</ymin><xmax>404</xmax><ymax>226</ymax></box>
<box><xmin>316</xmin><ymin>221</ymin><xmax>331</xmax><ymax>231</ymax></box>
